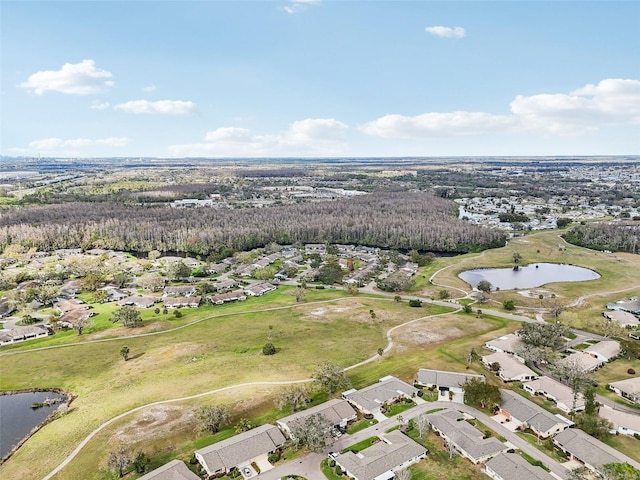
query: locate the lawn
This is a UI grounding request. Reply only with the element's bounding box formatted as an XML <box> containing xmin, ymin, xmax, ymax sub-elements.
<box><xmin>383</xmin><ymin>399</ymin><xmax>416</xmax><ymax>417</ymax></box>
<box><xmin>340</xmin><ymin>436</ymin><xmax>380</xmax><ymax>454</ymax></box>
<box><xmin>346</xmin><ymin>418</ymin><xmax>378</xmax><ymax>435</ymax></box>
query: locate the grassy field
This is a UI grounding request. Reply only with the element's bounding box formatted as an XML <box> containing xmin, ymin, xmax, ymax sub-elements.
<box><xmin>2</xmin><ymin>230</ymin><xmax>639</xmax><ymax>480</ymax></box>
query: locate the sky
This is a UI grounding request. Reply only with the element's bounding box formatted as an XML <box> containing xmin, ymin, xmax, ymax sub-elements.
<box><xmin>1</xmin><ymin>0</ymin><xmax>639</xmax><ymax>158</ymax></box>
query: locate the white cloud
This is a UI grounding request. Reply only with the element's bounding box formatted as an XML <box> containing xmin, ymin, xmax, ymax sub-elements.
<box><xmin>170</xmin><ymin>118</ymin><xmax>348</xmax><ymax>156</ymax></box>
<box><xmin>90</xmin><ymin>100</ymin><xmax>111</xmax><ymax>110</ymax></box>
<box><xmin>19</xmin><ymin>59</ymin><xmax>114</xmax><ymax>95</ymax></box>
<box><xmin>361</xmin><ymin>78</ymin><xmax>640</xmax><ymax>139</ymax></box>
<box><xmin>142</xmin><ymin>83</ymin><xmax>156</xmax><ymax>93</ymax></box>
<box><xmin>28</xmin><ymin>136</ymin><xmax>130</xmax><ymax>151</ymax></box>
<box><xmin>284</xmin><ymin>0</ymin><xmax>321</xmax><ymax>14</ymax></box>
<box><xmin>510</xmin><ymin>78</ymin><xmax>640</xmax><ymax>133</ymax></box>
<box><xmin>360</xmin><ymin>112</ymin><xmax>514</xmax><ymax>138</ymax></box>
<box><xmin>425</xmin><ymin>26</ymin><xmax>466</xmax><ymax>38</ymax></box>
<box><xmin>114</xmin><ymin>100</ymin><xmax>197</xmax><ymax>115</ymax></box>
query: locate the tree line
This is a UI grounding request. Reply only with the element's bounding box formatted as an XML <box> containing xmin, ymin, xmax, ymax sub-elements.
<box><xmin>562</xmin><ymin>222</ymin><xmax>639</xmax><ymax>254</ymax></box>
<box><xmin>0</xmin><ymin>192</ymin><xmax>506</xmax><ymax>255</ymax></box>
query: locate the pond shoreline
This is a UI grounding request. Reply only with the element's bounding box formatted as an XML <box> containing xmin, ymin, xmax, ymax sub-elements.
<box><xmin>0</xmin><ymin>388</ymin><xmax>76</xmax><ymax>465</ymax></box>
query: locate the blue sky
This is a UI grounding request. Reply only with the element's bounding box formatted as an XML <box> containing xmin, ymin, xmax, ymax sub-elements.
<box><xmin>2</xmin><ymin>0</ymin><xmax>639</xmax><ymax>158</ymax></box>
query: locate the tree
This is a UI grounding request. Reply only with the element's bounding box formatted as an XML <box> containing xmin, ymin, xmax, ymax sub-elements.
<box><xmin>289</xmin><ymin>413</ymin><xmax>334</xmax><ymax>452</ymax></box>
<box><xmin>194</xmin><ymin>405</ymin><xmax>230</xmax><ymax>434</ymax></box>
<box><xmin>519</xmin><ymin>322</ymin><xmax>568</xmax><ymax>351</ymax></box>
<box><xmin>148</xmin><ymin>249</ymin><xmax>161</xmax><ymax>261</ymax></box>
<box><xmin>601</xmin><ymin>463</ymin><xmax>640</xmax><ymax>480</ymax></box>
<box><xmin>408</xmin><ymin>299</ymin><xmax>422</xmax><ymax>307</ymax></box>
<box><xmin>132</xmin><ymin>451</ymin><xmax>150</xmax><ymax>474</ymax></box>
<box><xmin>377</xmin><ymin>347</ymin><xmax>384</xmax><ymax>356</ymax></box>
<box><xmin>552</xmin><ymin>358</ymin><xmax>593</xmax><ymax>419</ymax></box>
<box><xmin>120</xmin><ymin>346</ymin><xmax>130</xmax><ymax>361</ymax></box>
<box><xmin>414</xmin><ymin>414</ymin><xmax>430</xmax><ymax>439</ymax></box>
<box><xmin>235</xmin><ymin>418</ymin><xmax>254</xmax><ymax>433</ymax></box>
<box><xmin>72</xmin><ymin>315</ymin><xmax>92</xmax><ymax>335</ymax></box>
<box><xmin>108</xmin><ymin>445</ymin><xmax>132</xmax><ymax>478</ymax></box>
<box><xmin>577</xmin><ymin>413</ymin><xmax>612</xmax><ymax>439</ymax></box>
<box><xmin>314</xmin><ymin>261</ymin><xmax>344</xmax><ymax>285</ymax></box>
<box><xmin>467</xmin><ymin>348</ymin><xmax>479</xmax><ymax>365</ymax></box>
<box><xmin>395</xmin><ymin>469</ymin><xmax>411</xmax><ymax>480</ymax></box>
<box><xmin>377</xmin><ymin>271</ymin><xmax>414</xmax><ymax>292</ymax></box>
<box><xmin>263</xmin><ymin>342</ymin><xmax>277</xmax><ymax>355</ymax></box>
<box><xmin>512</xmin><ymin>252</ymin><xmax>522</xmax><ymax>263</ymax></box>
<box><xmin>548</xmin><ymin>298</ymin><xmax>566</xmax><ymax>322</ymax></box>
<box><xmin>476</xmin><ymin>280</ymin><xmax>492</xmax><ymax>293</ymax></box>
<box><xmin>32</xmin><ymin>284</ymin><xmax>59</xmax><ymax>307</ymax></box>
<box><xmin>112</xmin><ymin>272</ymin><xmax>130</xmax><ymax>288</ymax></box>
<box><xmin>169</xmin><ymin>261</ymin><xmax>191</xmax><ymax>280</ymax></box>
<box><xmin>346</xmin><ymin>283</ymin><xmax>360</xmax><ymax>295</ymax></box>
<box><xmin>276</xmin><ymin>384</ymin><xmax>310</xmax><ymax>412</ymax></box>
<box><xmin>620</xmin><ymin>339</ymin><xmax>640</xmax><ymax>360</ymax></box>
<box><xmin>463</xmin><ymin>304</ymin><xmax>473</xmax><ymax>314</ymax></box>
<box><xmin>438</xmin><ymin>289</ymin><xmax>450</xmax><ymax>300</ymax></box>
<box><xmin>583</xmin><ymin>386</ymin><xmax>597</xmax><ymax>416</ymax></box>
<box><xmin>139</xmin><ymin>272</ymin><xmax>164</xmax><ymax>292</ymax></box>
<box><xmin>596</xmin><ymin>318</ymin><xmax>625</xmax><ymax>339</ymax></box>
<box><xmin>502</xmin><ymin>300</ymin><xmax>515</xmax><ymax>311</ymax></box>
<box><xmin>462</xmin><ymin>378</ymin><xmax>502</xmax><ymax>409</ymax></box>
<box><xmin>369</xmin><ymin>309</ymin><xmax>376</xmax><ymax>319</ymax></box>
<box><xmin>294</xmin><ymin>287</ymin><xmax>306</xmax><ymax>303</ymax></box>
<box><xmin>111</xmin><ymin>306</ymin><xmax>143</xmax><ymax>328</ymax></box>
<box><xmin>312</xmin><ymin>362</ymin><xmax>351</xmax><ymax>394</ymax></box>
<box><xmin>394</xmin><ymin>295</ymin><xmax>401</xmax><ymax>303</ymax></box>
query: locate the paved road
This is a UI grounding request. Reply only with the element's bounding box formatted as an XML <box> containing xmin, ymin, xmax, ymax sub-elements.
<box><xmin>255</xmin><ymin>400</ymin><xmax>570</xmax><ymax>480</ymax></box>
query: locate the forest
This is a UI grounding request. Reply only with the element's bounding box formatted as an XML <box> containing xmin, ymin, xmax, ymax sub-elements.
<box><xmin>562</xmin><ymin>222</ymin><xmax>640</xmax><ymax>254</ymax></box>
<box><xmin>0</xmin><ymin>192</ymin><xmax>506</xmax><ymax>255</ymax></box>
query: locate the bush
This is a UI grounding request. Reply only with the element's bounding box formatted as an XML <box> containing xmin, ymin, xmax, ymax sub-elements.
<box><xmin>173</xmin><ymin>309</ymin><xmax>183</xmax><ymax>318</ymax></box>
<box><xmin>263</xmin><ymin>343</ymin><xmax>277</xmax><ymax>355</ymax></box>
<box><xmin>409</xmin><ymin>299</ymin><xmax>422</xmax><ymax>307</ymax></box>
<box><xmin>329</xmin><ymin>460</ymin><xmax>336</xmax><ymax>468</ymax></box>
<box><xmin>335</xmin><ymin>465</ymin><xmax>342</xmax><ymax>475</ymax></box>
<box><xmin>315</xmin><ymin>285</ymin><xmax>325</xmax><ymax>289</ymax></box>
<box><xmin>628</xmin><ymin>368</ymin><xmax>636</xmax><ymax>375</ymax></box>
<box><xmin>417</xmin><ymin>390</ymin><xmax>424</xmax><ymax>397</ymax></box>
<box><xmin>268</xmin><ymin>451</ymin><xmax>281</xmax><ymax>463</ymax></box>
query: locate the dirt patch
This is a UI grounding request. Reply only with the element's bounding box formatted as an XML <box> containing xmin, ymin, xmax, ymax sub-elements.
<box><xmin>114</xmin><ymin>405</ymin><xmax>190</xmax><ymax>443</ymax></box>
<box><xmin>394</xmin><ymin>318</ymin><xmax>465</xmax><ymax>345</ymax></box>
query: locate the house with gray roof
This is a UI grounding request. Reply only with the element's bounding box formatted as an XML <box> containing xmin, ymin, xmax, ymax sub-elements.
<box><xmin>609</xmin><ymin>377</ymin><xmax>640</xmax><ymax>405</ymax></box>
<box><xmin>425</xmin><ymin>409</ymin><xmax>508</xmax><ymax>464</ymax></box>
<box><xmin>207</xmin><ymin>290</ymin><xmax>247</xmax><ymax>305</ymax></box>
<box><xmin>118</xmin><ymin>295</ymin><xmax>159</xmax><ymax>309</ymax></box>
<box><xmin>0</xmin><ymin>324</ymin><xmax>49</xmax><ymax>346</ymax></box>
<box><xmin>194</xmin><ymin>424</ymin><xmax>286</xmax><ymax>477</ymax></box>
<box><xmin>342</xmin><ymin>376</ymin><xmax>418</xmax><ymax>416</ymax></box>
<box><xmin>522</xmin><ymin>376</ymin><xmax>584</xmax><ymax>414</ymax></box>
<box><xmin>584</xmin><ymin>340</ymin><xmax>621</xmax><ymax>362</ymax></box>
<box><xmin>555</xmin><ymin>352</ymin><xmax>602</xmax><ymax>373</ymax></box>
<box><xmin>163</xmin><ymin>285</ymin><xmax>197</xmax><ymax>297</ymax></box>
<box><xmin>137</xmin><ymin>460</ymin><xmax>199</xmax><ymax>480</ymax></box>
<box><xmin>484</xmin><ymin>333</ymin><xmax>524</xmax><ymax>356</ymax></box>
<box><xmin>553</xmin><ymin>427</ymin><xmax>640</xmax><ymax>473</ymax></box>
<box><xmin>602</xmin><ymin>310</ymin><xmax>639</xmax><ymax>328</ymax></box>
<box><xmin>498</xmin><ymin>390</ymin><xmax>569</xmax><ymax>439</ymax></box>
<box><xmin>335</xmin><ymin>431</ymin><xmax>427</xmax><ymax>480</ymax></box>
<box><xmin>414</xmin><ymin>369</ymin><xmax>485</xmax><ymax>403</ymax></box>
<box><xmin>599</xmin><ymin>405</ymin><xmax>640</xmax><ymax>436</ymax></box>
<box><xmin>276</xmin><ymin>398</ymin><xmax>357</xmax><ymax>438</ymax></box>
<box><xmin>244</xmin><ymin>281</ymin><xmax>276</xmax><ymax>297</ymax></box>
<box><xmin>482</xmin><ymin>352</ymin><xmax>537</xmax><ymax>383</ymax></box>
<box><xmin>484</xmin><ymin>453</ymin><xmax>554</xmax><ymax>480</ymax></box>
<box><xmin>163</xmin><ymin>297</ymin><xmax>201</xmax><ymax>308</ymax></box>
<box><xmin>606</xmin><ymin>297</ymin><xmax>640</xmax><ymax>315</ymax></box>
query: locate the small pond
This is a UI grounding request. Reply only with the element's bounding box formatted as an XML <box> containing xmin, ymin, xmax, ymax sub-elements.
<box><xmin>458</xmin><ymin>262</ymin><xmax>600</xmax><ymax>291</ymax></box>
<box><xmin>0</xmin><ymin>391</ymin><xmax>67</xmax><ymax>459</ymax></box>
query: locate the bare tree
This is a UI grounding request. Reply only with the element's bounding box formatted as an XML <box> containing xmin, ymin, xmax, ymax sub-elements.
<box><xmin>276</xmin><ymin>384</ymin><xmax>310</xmax><ymax>412</ymax></box>
<box><xmin>312</xmin><ymin>362</ymin><xmax>351</xmax><ymax>394</ymax></box>
<box><xmin>194</xmin><ymin>405</ymin><xmax>230</xmax><ymax>434</ymax></box>
<box><xmin>414</xmin><ymin>414</ymin><xmax>430</xmax><ymax>439</ymax></box>
<box><xmin>289</xmin><ymin>413</ymin><xmax>334</xmax><ymax>452</ymax></box>
<box><xmin>108</xmin><ymin>444</ymin><xmax>132</xmax><ymax>478</ymax></box>
<box><xmin>395</xmin><ymin>469</ymin><xmax>412</xmax><ymax>480</ymax></box>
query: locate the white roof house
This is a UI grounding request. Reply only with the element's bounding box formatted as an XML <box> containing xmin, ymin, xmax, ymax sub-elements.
<box><xmin>584</xmin><ymin>340</ymin><xmax>621</xmax><ymax>362</ymax></box>
<box><xmin>609</xmin><ymin>377</ymin><xmax>640</xmax><ymax>405</ymax></box>
<box><xmin>555</xmin><ymin>352</ymin><xmax>603</xmax><ymax>373</ymax></box>
<box><xmin>335</xmin><ymin>431</ymin><xmax>427</xmax><ymax>480</ymax></box>
<box><xmin>598</xmin><ymin>405</ymin><xmax>640</xmax><ymax>436</ymax></box>
<box><xmin>484</xmin><ymin>333</ymin><xmax>524</xmax><ymax>355</ymax></box>
<box><xmin>482</xmin><ymin>352</ymin><xmax>537</xmax><ymax>383</ymax></box>
<box><xmin>425</xmin><ymin>409</ymin><xmax>508</xmax><ymax>464</ymax></box>
<box><xmin>343</xmin><ymin>376</ymin><xmax>418</xmax><ymax>416</ymax></box>
<box><xmin>137</xmin><ymin>460</ymin><xmax>200</xmax><ymax>480</ymax></box>
<box><xmin>485</xmin><ymin>453</ymin><xmax>555</xmax><ymax>480</ymax></box>
<box><xmin>414</xmin><ymin>368</ymin><xmax>485</xmax><ymax>403</ymax></box>
<box><xmin>522</xmin><ymin>376</ymin><xmax>584</xmax><ymax>414</ymax></box>
<box><xmin>602</xmin><ymin>310</ymin><xmax>640</xmax><ymax>328</ymax></box>
<box><xmin>194</xmin><ymin>424</ymin><xmax>285</xmax><ymax>476</ymax></box>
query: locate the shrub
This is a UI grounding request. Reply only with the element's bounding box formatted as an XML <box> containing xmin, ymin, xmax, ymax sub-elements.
<box><xmin>408</xmin><ymin>299</ymin><xmax>422</xmax><ymax>307</ymax></box>
<box><xmin>173</xmin><ymin>309</ymin><xmax>183</xmax><ymax>318</ymax></box>
<box><xmin>417</xmin><ymin>390</ymin><xmax>424</xmax><ymax>397</ymax></box>
<box><xmin>268</xmin><ymin>451</ymin><xmax>281</xmax><ymax>463</ymax></box>
<box><xmin>263</xmin><ymin>343</ymin><xmax>277</xmax><ymax>355</ymax></box>
<box><xmin>329</xmin><ymin>460</ymin><xmax>336</xmax><ymax>468</ymax></box>
<box><xmin>628</xmin><ymin>368</ymin><xmax>636</xmax><ymax>375</ymax></box>
<box><xmin>315</xmin><ymin>285</ymin><xmax>325</xmax><ymax>289</ymax></box>
<box><xmin>335</xmin><ymin>465</ymin><xmax>342</xmax><ymax>475</ymax></box>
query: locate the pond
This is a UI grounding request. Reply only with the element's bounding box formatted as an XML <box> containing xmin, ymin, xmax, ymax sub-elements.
<box><xmin>0</xmin><ymin>391</ymin><xmax>67</xmax><ymax>459</ymax></box>
<box><xmin>458</xmin><ymin>262</ymin><xmax>600</xmax><ymax>291</ymax></box>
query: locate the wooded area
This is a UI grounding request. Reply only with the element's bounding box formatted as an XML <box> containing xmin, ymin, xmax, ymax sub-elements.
<box><xmin>0</xmin><ymin>192</ymin><xmax>506</xmax><ymax>255</ymax></box>
<box><xmin>562</xmin><ymin>223</ymin><xmax>640</xmax><ymax>254</ymax></box>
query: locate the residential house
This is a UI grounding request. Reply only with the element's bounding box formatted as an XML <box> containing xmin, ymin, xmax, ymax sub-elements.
<box><xmin>244</xmin><ymin>282</ymin><xmax>276</xmax><ymax>297</ymax></box>
<box><xmin>137</xmin><ymin>460</ymin><xmax>200</xmax><ymax>480</ymax></box>
<box><xmin>426</xmin><ymin>409</ymin><xmax>508</xmax><ymax>464</ymax></box>
<box><xmin>556</xmin><ymin>352</ymin><xmax>603</xmax><ymax>372</ymax></box>
<box><xmin>182</xmin><ymin>257</ymin><xmax>201</xmax><ymax>269</ymax></box>
<box><xmin>0</xmin><ymin>325</ymin><xmax>49</xmax><ymax>346</ymax></box>
<box><xmin>335</xmin><ymin>431</ymin><xmax>427</xmax><ymax>480</ymax></box>
<box><xmin>602</xmin><ymin>310</ymin><xmax>640</xmax><ymax>328</ymax></box>
<box><xmin>342</xmin><ymin>376</ymin><xmax>418</xmax><ymax>416</ymax></box>
<box><xmin>163</xmin><ymin>297</ymin><xmax>201</xmax><ymax>308</ymax></box>
<box><xmin>484</xmin><ymin>333</ymin><xmax>524</xmax><ymax>356</ymax></box>
<box><xmin>276</xmin><ymin>399</ymin><xmax>357</xmax><ymax>438</ymax></box>
<box><xmin>103</xmin><ymin>287</ymin><xmax>130</xmax><ymax>302</ymax></box>
<box><xmin>584</xmin><ymin>340</ymin><xmax>621</xmax><ymax>362</ymax></box>
<box><xmin>304</xmin><ymin>244</ymin><xmax>327</xmax><ymax>255</ymax></box>
<box><xmin>606</xmin><ymin>297</ymin><xmax>640</xmax><ymax>315</ymax></box>
<box><xmin>194</xmin><ymin>424</ymin><xmax>286</xmax><ymax>477</ymax></box>
<box><xmin>118</xmin><ymin>295</ymin><xmax>158</xmax><ymax>309</ymax></box>
<box><xmin>0</xmin><ymin>298</ymin><xmax>16</xmax><ymax>318</ymax></box>
<box><xmin>482</xmin><ymin>352</ymin><xmax>537</xmax><ymax>382</ymax></box>
<box><xmin>54</xmin><ymin>298</ymin><xmax>88</xmax><ymax>314</ymax></box>
<box><xmin>207</xmin><ymin>263</ymin><xmax>229</xmax><ymax>275</ymax></box>
<box><xmin>213</xmin><ymin>279</ymin><xmax>238</xmax><ymax>292</ymax></box>
<box><xmin>163</xmin><ymin>285</ymin><xmax>197</xmax><ymax>297</ymax></box>
<box><xmin>59</xmin><ymin>280</ymin><xmax>81</xmax><ymax>299</ymax></box>
<box><xmin>58</xmin><ymin>309</ymin><xmax>94</xmax><ymax>327</ymax></box>
<box><xmin>598</xmin><ymin>405</ymin><xmax>640</xmax><ymax>436</ymax></box>
<box><xmin>609</xmin><ymin>377</ymin><xmax>640</xmax><ymax>405</ymax></box>
<box><xmin>207</xmin><ymin>291</ymin><xmax>247</xmax><ymax>305</ymax></box>
<box><xmin>414</xmin><ymin>369</ymin><xmax>485</xmax><ymax>403</ymax></box>
<box><xmin>553</xmin><ymin>427</ymin><xmax>640</xmax><ymax>473</ymax></box>
<box><xmin>522</xmin><ymin>376</ymin><xmax>585</xmax><ymax>414</ymax></box>
<box><xmin>498</xmin><ymin>390</ymin><xmax>569</xmax><ymax>438</ymax></box>
<box><xmin>484</xmin><ymin>453</ymin><xmax>555</xmax><ymax>480</ymax></box>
